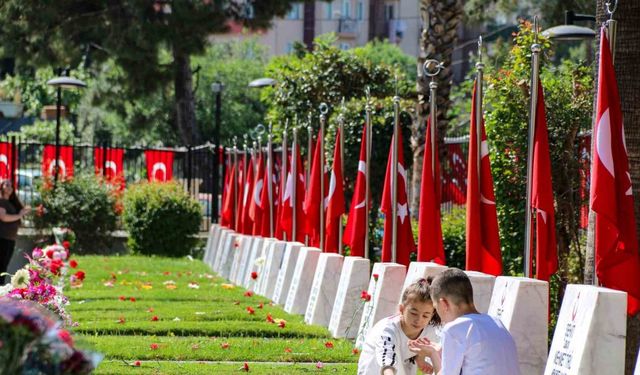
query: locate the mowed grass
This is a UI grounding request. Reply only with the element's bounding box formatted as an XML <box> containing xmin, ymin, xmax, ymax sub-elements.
<box><xmin>68</xmin><ymin>255</ymin><xmax>359</xmax><ymax>373</ymax></box>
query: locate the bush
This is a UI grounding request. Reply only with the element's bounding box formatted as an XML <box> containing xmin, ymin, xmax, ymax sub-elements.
<box><xmin>123</xmin><ymin>182</ymin><xmax>202</xmax><ymax>257</ymax></box>
<box><xmin>35</xmin><ymin>175</ymin><xmax>119</xmax><ymax>254</ymax></box>
<box><xmin>441</xmin><ymin>207</ymin><xmax>466</xmax><ymax>269</ymax></box>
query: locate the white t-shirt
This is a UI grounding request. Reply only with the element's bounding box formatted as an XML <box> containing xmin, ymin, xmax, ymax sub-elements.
<box><xmin>439</xmin><ymin>313</ymin><xmax>520</xmax><ymax>375</ymax></box>
<box><xmin>358</xmin><ymin>314</ymin><xmax>439</xmax><ymax>375</ymax></box>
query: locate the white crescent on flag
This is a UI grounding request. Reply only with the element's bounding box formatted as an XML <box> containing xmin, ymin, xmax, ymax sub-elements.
<box><xmin>105</xmin><ymin>160</ymin><xmax>117</xmax><ymax>175</ymax></box>
<box><xmin>151</xmin><ymin>162</ymin><xmax>167</xmax><ymax>181</ymax></box>
<box><xmin>355</xmin><ymin>160</ymin><xmax>366</xmax><ymax>209</ymax></box>
<box><xmin>0</xmin><ymin>154</ymin><xmax>8</xmax><ymax>176</ymax></box>
<box><xmin>324</xmin><ymin>170</ymin><xmax>336</xmax><ymax>208</ymax></box>
<box><xmin>596</xmin><ymin>109</ymin><xmax>615</xmax><ymax>178</ymax></box>
<box><xmin>243</xmin><ymin>181</ymin><xmax>250</xmax><ymax>205</ymax></box>
<box><xmin>253</xmin><ymin>179</ymin><xmax>263</xmax><ymax>206</ymax></box>
<box><xmin>48</xmin><ymin>159</ymin><xmax>67</xmax><ymax>177</ymax></box>
<box><xmin>396</xmin><ymin>163</ymin><xmax>409</xmax><ymax>223</ymax></box>
<box><xmin>283</xmin><ymin>172</ymin><xmax>293</xmax><ymax>206</ymax></box>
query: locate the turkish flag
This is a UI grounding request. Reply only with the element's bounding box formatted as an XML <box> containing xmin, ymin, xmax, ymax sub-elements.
<box><xmin>531</xmin><ymin>82</ymin><xmax>558</xmax><ymax>281</ymax></box>
<box><xmin>465</xmin><ymin>79</ymin><xmax>502</xmax><ymax>275</ymax></box>
<box><xmin>42</xmin><ymin>145</ymin><xmax>74</xmax><ymax>179</ymax></box>
<box><xmin>95</xmin><ymin>147</ymin><xmax>125</xmax><ymax>189</ymax></box>
<box><xmin>249</xmin><ymin>152</ymin><xmax>265</xmax><ymax>235</ymax></box>
<box><xmin>417</xmin><ymin>117</ymin><xmax>445</xmax><ymax>264</ymax></box>
<box><xmin>274</xmin><ymin>152</ymin><xmax>286</xmax><ymax>240</ymax></box>
<box><xmin>220</xmin><ymin>152</ymin><xmax>233</xmax><ymax>228</ymax></box>
<box><xmin>381</xmin><ymin>129</ymin><xmax>416</xmax><ymax>266</ymax></box>
<box><xmin>259</xmin><ymin>152</ymin><xmax>277</xmax><ymax>237</ymax></box>
<box><xmin>0</xmin><ymin>142</ymin><xmax>14</xmax><ymax>180</ymax></box>
<box><xmin>304</xmin><ymin>130</ymin><xmax>325</xmax><ymax>247</ymax></box>
<box><xmin>343</xmin><ymin>124</ymin><xmax>368</xmax><ymax>257</ymax></box>
<box><xmin>240</xmin><ymin>156</ymin><xmax>255</xmax><ymax>234</ymax></box>
<box><xmin>325</xmin><ymin>129</ymin><xmax>345</xmax><ymax>253</ymax></box>
<box><xmin>145</xmin><ymin>150</ymin><xmax>173</xmax><ymax>182</ymax></box>
<box><xmin>235</xmin><ymin>155</ymin><xmax>246</xmax><ymax>231</ymax></box>
<box><xmin>221</xmin><ymin>163</ymin><xmax>237</xmax><ymax>230</ymax></box>
<box><xmin>280</xmin><ymin>144</ymin><xmax>305</xmax><ymax>242</ymax></box>
<box><xmin>591</xmin><ymin>29</ymin><xmax>640</xmax><ymax>315</ymax></box>
<box><xmin>442</xmin><ymin>144</ymin><xmax>467</xmax><ymax>205</ymax></box>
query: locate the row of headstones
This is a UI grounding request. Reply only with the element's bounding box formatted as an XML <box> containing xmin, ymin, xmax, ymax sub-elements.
<box><xmin>203</xmin><ymin>224</ymin><xmax>638</xmax><ymax>375</ymax></box>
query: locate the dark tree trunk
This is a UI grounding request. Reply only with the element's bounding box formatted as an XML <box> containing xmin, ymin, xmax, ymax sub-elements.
<box><xmin>589</xmin><ymin>2</ymin><xmax>640</xmax><ymax>373</ymax></box>
<box><xmin>173</xmin><ymin>49</ymin><xmax>201</xmax><ymax>145</ymax></box>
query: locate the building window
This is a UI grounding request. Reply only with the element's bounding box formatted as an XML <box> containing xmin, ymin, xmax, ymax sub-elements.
<box><xmin>326</xmin><ymin>3</ymin><xmax>333</xmax><ymax>20</ymax></box>
<box><xmin>385</xmin><ymin>3</ymin><xmax>395</xmax><ymax>20</ymax></box>
<box><xmin>342</xmin><ymin>0</ymin><xmax>351</xmax><ymax>19</ymax></box>
<box><xmin>357</xmin><ymin>1</ymin><xmax>364</xmax><ymax>20</ymax></box>
<box><xmin>286</xmin><ymin>3</ymin><xmax>302</xmax><ymax>20</ymax></box>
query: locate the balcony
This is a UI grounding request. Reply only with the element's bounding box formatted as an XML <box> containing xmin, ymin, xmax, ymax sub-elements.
<box><xmin>338</xmin><ymin>18</ymin><xmax>359</xmax><ymax>39</ymax></box>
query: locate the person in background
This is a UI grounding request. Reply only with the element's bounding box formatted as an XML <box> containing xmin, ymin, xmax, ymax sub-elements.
<box><xmin>0</xmin><ymin>179</ymin><xmax>30</xmax><ymax>285</ymax></box>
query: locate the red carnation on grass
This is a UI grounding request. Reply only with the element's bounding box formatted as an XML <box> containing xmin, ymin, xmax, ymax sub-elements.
<box><xmin>46</xmin><ymin>249</ymin><xmax>55</xmax><ymax>259</ymax></box>
<box><xmin>250</xmin><ymin>271</ymin><xmax>258</xmax><ymax>280</ymax></box>
<box><xmin>151</xmin><ymin>316</ymin><xmax>159</xmax><ymax>322</ymax></box>
<box><xmin>316</xmin><ymin>361</ymin><xmax>324</xmax><ymax>369</ymax></box>
<box><xmin>324</xmin><ymin>341</ymin><xmax>334</xmax><ymax>349</ymax></box>
<box><xmin>50</xmin><ymin>259</ymin><xmax>63</xmax><ymax>275</ymax></box>
<box><xmin>360</xmin><ymin>290</ymin><xmax>371</xmax><ymax>302</ymax></box>
<box><xmin>242</xmin><ymin>362</ymin><xmax>249</xmax><ymax>372</ymax></box>
<box><xmin>284</xmin><ymin>347</ymin><xmax>292</xmax><ymax>353</ymax></box>
<box><xmin>221</xmin><ymin>342</ymin><xmax>230</xmax><ymax>349</ymax></box>
<box><xmin>244</xmin><ymin>291</ymin><xmax>253</xmax><ymax>297</ymax></box>
<box><xmin>69</xmin><ymin>259</ymin><xmax>78</xmax><ymax>268</ymax></box>
<box><xmin>278</xmin><ymin>320</ymin><xmax>286</xmax><ymax>329</ymax></box>
<box><xmin>372</xmin><ymin>274</ymin><xmax>379</xmax><ymax>281</ymax></box>
<box><xmin>118</xmin><ymin>316</ymin><xmax>126</xmax><ymax>324</ymax></box>
<box><xmin>134</xmin><ymin>361</ymin><xmax>141</xmax><ymax>367</ymax></box>
<box><xmin>74</xmin><ymin>271</ymin><xmax>86</xmax><ymax>281</ymax></box>
<box><xmin>352</xmin><ymin>348</ymin><xmax>360</xmax><ymax>355</ymax></box>
<box><xmin>150</xmin><ymin>343</ymin><xmax>159</xmax><ymax>350</ymax></box>
<box><xmin>246</xmin><ymin>306</ymin><xmax>255</xmax><ymax>315</ymax></box>
<box><xmin>119</xmin><ymin>296</ymin><xmax>126</xmax><ymax>301</ymax></box>
<box><xmin>57</xmin><ymin>329</ymin><xmax>73</xmax><ymax>346</ymax></box>
<box><xmin>147</xmin><ymin>307</ymin><xmax>154</xmax><ymax>313</ymax></box>
<box><xmin>266</xmin><ymin>313</ymin><xmax>275</xmax><ymax>323</ymax></box>
<box><xmin>129</xmin><ymin>297</ymin><xmax>136</xmax><ymax>302</ymax></box>
<box><xmin>257</xmin><ymin>303</ymin><xmax>264</xmax><ymax>309</ymax></box>
<box><xmin>62</xmin><ymin>240</ymin><xmax>71</xmax><ymax>249</ymax></box>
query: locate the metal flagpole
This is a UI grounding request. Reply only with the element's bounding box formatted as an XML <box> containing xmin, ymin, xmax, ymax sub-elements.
<box><xmin>267</xmin><ymin>124</ymin><xmax>274</xmax><ymax>237</ymax></box>
<box><xmin>606</xmin><ymin>1</ymin><xmax>617</xmax><ymax>64</ymax></box>
<box><xmin>423</xmin><ymin>59</ymin><xmax>444</xmax><ymax>180</ymax></box>
<box><xmin>475</xmin><ymin>37</ymin><xmax>484</xmax><ymax>188</ymax></box>
<box><xmin>233</xmin><ymin>137</ymin><xmax>238</xmax><ymax>231</ymax></box>
<box><xmin>524</xmin><ymin>16</ymin><xmax>541</xmax><ymax>278</ymax></box>
<box><xmin>307</xmin><ymin>115</ymin><xmax>313</xmax><ymax>246</ymax></box>
<box><xmin>292</xmin><ymin>126</ymin><xmax>298</xmax><ymax>241</ymax></box>
<box><xmin>364</xmin><ymin>87</ymin><xmax>372</xmax><ymax>259</ymax></box>
<box><xmin>319</xmin><ymin>103</ymin><xmax>328</xmax><ymax>251</ymax></box>
<box><xmin>281</xmin><ymin>120</ymin><xmax>289</xmax><ymax>241</ymax></box>
<box><xmin>337</xmin><ymin>99</ymin><xmax>345</xmax><ymax>255</ymax></box>
<box><xmin>391</xmin><ymin>80</ymin><xmax>400</xmax><ymax>264</ymax></box>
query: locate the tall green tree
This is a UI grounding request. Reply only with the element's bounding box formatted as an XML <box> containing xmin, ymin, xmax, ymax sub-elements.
<box><xmin>0</xmin><ymin>0</ymin><xmax>307</xmax><ymax>145</ymax></box>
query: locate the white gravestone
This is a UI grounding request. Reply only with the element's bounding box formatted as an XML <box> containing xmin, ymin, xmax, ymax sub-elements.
<box><xmin>212</xmin><ymin>229</ymin><xmax>232</xmax><ymax>273</ymax></box>
<box><xmin>635</xmin><ymin>349</ymin><xmax>640</xmax><ymax>375</ymax></box>
<box><xmin>329</xmin><ymin>256</ymin><xmax>371</xmax><ymax>339</ymax></box>
<box><xmin>232</xmin><ymin>235</ymin><xmax>254</xmax><ymax>285</ymax></box>
<box><xmin>242</xmin><ymin>237</ymin><xmax>265</xmax><ymax>289</ymax></box>
<box><xmin>229</xmin><ymin>235</ymin><xmax>249</xmax><ymax>284</ymax></box>
<box><xmin>256</xmin><ymin>240</ymin><xmax>286</xmax><ymax>298</ymax></box>
<box><xmin>305</xmin><ymin>253</ymin><xmax>344</xmax><ymax>326</ymax></box>
<box><xmin>544</xmin><ymin>284</ymin><xmax>627</xmax><ymax>375</ymax></box>
<box><xmin>488</xmin><ymin>276</ymin><xmax>548</xmax><ymax>375</ymax></box>
<box><xmin>251</xmin><ymin>238</ymin><xmax>274</xmax><ymax>292</ymax></box>
<box><xmin>219</xmin><ymin>233</ymin><xmax>240</xmax><ymax>280</ymax></box>
<box><xmin>272</xmin><ymin>242</ymin><xmax>304</xmax><ymax>304</ymax></box>
<box><xmin>207</xmin><ymin>224</ymin><xmax>223</xmax><ymax>267</ymax></box>
<box><xmin>464</xmin><ymin>270</ymin><xmax>496</xmax><ymax>314</ymax></box>
<box><xmin>284</xmin><ymin>247</ymin><xmax>321</xmax><ymax>314</ymax></box>
<box><xmin>356</xmin><ymin>263</ymin><xmax>407</xmax><ymax>348</ymax></box>
<box><xmin>203</xmin><ymin>224</ymin><xmax>217</xmax><ymax>266</ymax></box>
<box><xmin>398</xmin><ymin>262</ymin><xmax>447</xmax><ymax>304</ymax></box>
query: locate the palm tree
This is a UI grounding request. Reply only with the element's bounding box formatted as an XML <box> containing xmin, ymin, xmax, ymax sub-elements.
<box><xmin>411</xmin><ymin>0</ymin><xmax>464</xmax><ymax>214</ymax></box>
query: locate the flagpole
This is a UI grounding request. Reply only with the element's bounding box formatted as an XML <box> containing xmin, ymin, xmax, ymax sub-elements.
<box><xmin>364</xmin><ymin>87</ymin><xmax>372</xmax><ymax>260</ymax></box>
<box><xmin>319</xmin><ymin>103</ymin><xmax>328</xmax><ymax>251</ymax></box>
<box><xmin>606</xmin><ymin>2</ymin><xmax>617</xmax><ymax>64</ymax></box>
<box><xmin>292</xmin><ymin>126</ymin><xmax>298</xmax><ymax>242</ymax></box>
<box><xmin>267</xmin><ymin>124</ymin><xmax>274</xmax><ymax>237</ymax></box>
<box><xmin>233</xmin><ymin>136</ymin><xmax>238</xmax><ymax>231</ymax></box>
<box><xmin>307</xmin><ymin>117</ymin><xmax>313</xmax><ymax>246</ymax></box>
<box><xmin>475</xmin><ymin>37</ymin><xmax>484</xmax><ymax>188</ymax></box>
<box><xmin>338</xmin><ymin>99</ymin><xmax>345</xmax><ymax>255</ymax></box>
<box><xmin>281</xmin><ymin>121</ymin><xmax>289</xmax><ymax>241</ymax></box>
<box><xmin>524</xmin><ymin>16</ymin><xmax>541</xmax><ymax>278</ymax></box>
<box><xmin>391</xmin><ymin>80</ymin><xmax>400</xmax><ymax>264</ymax></box>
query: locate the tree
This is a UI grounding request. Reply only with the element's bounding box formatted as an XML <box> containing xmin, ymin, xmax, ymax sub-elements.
<box><xmin>413</xmin><ymin>0</ymin><xmax>463</xmax><ymax>215</ymax></box>
<box><xmin>0</xmin><ymin>0</ymin><xmax>308</xmax><ymax>145</ymax></box>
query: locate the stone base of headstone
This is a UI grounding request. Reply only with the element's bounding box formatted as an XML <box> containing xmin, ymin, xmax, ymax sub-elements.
<box><xmin>464</xmin><ymin>270</ymin><xmax>496</xmax><ymax>314</ymax></box>
<box><xmin>272</xmin><ymin>242</ymin><xmax>304</xmax><ymax>304</ymax></box>
<box><xmin>242</xmin><ymin>237</ymin><xmax>265</xmax><ymax>289</ymax></box>
<box><xmin>284</xmin><ymin>247</ymin><xmax>321</xmax><ymax>315</ymax></box>
<box><xmin>356</xmin><ymin>263</ymin><xmax>407</xmax><ymax>348</ymax></box>
<box><xmin>256</xmin><ymin>240</ymin><xmax>286</xmax><ymax>298</ymax></box>
<box><xmin>398</xmin><ymin>262</ymin><xmax>447</xmax><ymax>305</ymax></box>
<box><xmin>304</xmin><ymin>253</ymin><xmax>344</xmax><ymax>326</ymax></box>
<box><xmin>544</xmin><ymin>284</ymin><xmax>627</xmax><ymax>375</ymax></box>
<box><xmin>213</xmin><ymin>229</ymin><xmax>232</xmax><ymax>273</ymax></box>
<box><xmin>488</xmin><ymin>276</ymin><xmax>548</xmax><ymax>375</ymax></box>
<box><xmin>329</xmin><ymin>256</ymin><xmax>371</xmax><ymax>339</ymax></box>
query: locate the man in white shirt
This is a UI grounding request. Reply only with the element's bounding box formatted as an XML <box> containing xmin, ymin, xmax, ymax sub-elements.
<box><xmin>409</xmin><ymin>268</ymin><xmax>520</xmax><ymax>375</ymax></box>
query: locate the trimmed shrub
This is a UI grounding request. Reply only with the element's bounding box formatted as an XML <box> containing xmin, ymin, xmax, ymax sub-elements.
<box><xmin>123</xmin><ymin>182</ymin><xmax>202</xmax><ymax>257</ymax></box>
<box><xmin>34</xmin><ymin>175</ymin><xmax>119</xmax><ymax>254</ymax></box>
<box><xmin>441</xmin><ymin>207</ymin><xmax>466</xmax><ymax>269</ymax></box>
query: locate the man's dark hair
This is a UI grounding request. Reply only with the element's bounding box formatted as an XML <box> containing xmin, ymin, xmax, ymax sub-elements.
<box><xmin>430</xmin><ymin>268</ymin><xmax>474</xmax><ymax>305</ymax></box>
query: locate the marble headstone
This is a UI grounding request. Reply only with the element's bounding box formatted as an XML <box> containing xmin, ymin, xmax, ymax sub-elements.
<box><xmin>304</xmin><ymin>253</ymin><xmax>344</xmax><ymax>326</ymax></box>
<box><xmin>212</xmin><ymin>229</ymin><xmax>232</xmax><ymax>273</ymax></box>
<box><xmin>242</xmin><ymin>237</ymin><xmax>265</xmax><ymax>289</ymax></box>
<box><xmin>250</xmin><ymin>238</ymin><xmax>274</xmax><ymax>292</ymax></box>
<box><xmin>229</xmin><ymin>235</ymin><xmax>249</xmax><ymax>284</ymax></box>
<box><xmin>256</xmin><ymin>240</ymin><xmax>286</xmax><ymax>298</ymax></box>
<box><xmin>202</xmin><ymin>224</ymin><xmax>217</xmax><ymax>266</ymax></box>
<box><xmin>356</xmin><ymin>263</ymin><xmax>407</xmax><ymax>348</ymax></box>
<box><xmin>398</xmin><ymin>262</ymin><xmax>447</xmax><ymax>304</ymax></box>
<box><xmin>272</xmin><ymin>242</ymin><xmax>304</xmax><ymax>304</ymax></box>
<box><xmin>544</xmin><ymin>284</ymin><xmax>627</xmax><ymax>375</ymax></box>
<box><xmin>207</xmin><ymin>224</ymin><xmax>222</xmax><ymax>267</ymax></box>
<box><xmin>488</xmin><ymin>276</ymin><xmax>548</xmax><ymax>375</ymax></box>
<box><xmin>464</xmin><ymin>270</ymin><xmax>496</xmax><ymax>314</ymax></box>
<box><xmin>284</xmin><ymin>247</ymin><xmax>321</xmax><ymax>315</ymax></box>
<box><xmin>219</xmin><ymin>233</ymin><xmax>241</xmax><ymax>280</ymax></box>
<box><xmin>328</xmin><ymin>257</ymin><xmax>371</xmax><ymax>339</ymax></box>
<box><xmin>233</xmin><ymin>235</ymin><xmax>254</xmax><ymax>285</ymax></box>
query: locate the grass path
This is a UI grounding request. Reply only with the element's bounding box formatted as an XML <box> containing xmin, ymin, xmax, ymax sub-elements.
<box><xmin>68</xmin><ymin>255</ymin><xmax>358</xmax><ymax>374</ymax></box>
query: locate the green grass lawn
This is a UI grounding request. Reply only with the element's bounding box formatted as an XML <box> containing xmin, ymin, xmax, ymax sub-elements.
<box><xmin>68</xmin><ymin>255</ymin><xmax>359</xmax><ymax>374</ymax></box>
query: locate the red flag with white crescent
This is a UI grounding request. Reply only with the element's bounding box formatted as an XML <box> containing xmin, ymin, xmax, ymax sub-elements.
<box><xmin>304</xmin><ymin>130</ymin><xmax>324</xmax><ymax>247</ymax></box>
<box><xmin>280</xmin><ymin>144</ymin><xmax>305</xmax><ymax>242</ymax></box>
<box><xmin>94</xmin><ymin>147</ymin><xmax>125</xmax><ymax>189</ymax></box>
<box><xmin>325</xmin><ymin>128</ymin><xmax>345</xmax><ymax>253</ymax></box>
<box><xmin>343</xmin><ymin>124</ymin><xmax>368</xmax><ymax>257</ymax></box>
<box><xmin>144</xmin><ymin>150</ymin><xmax>173</xmax><ymax>182</ymax></box>
<box><xmin>591</xmin><ymin>28</ymin><xmax>640</xmax><ymax>315</ymax></box>
<box><xmin>0</xmin><ymin>142</ymin><xmax>14</xmax><ymax>181</ymax></box>
<box><xmin>240</xmin><ymin>156</ymin><xmax>255</xmax><ymax>234</ymax></box>
<box><xmin>250</xmin><ymin>152</ymin><xmax>265</xmax><ymax>235</ymax></box>
<box><xmin>42</xmin><ymin>145</ymin><xmax>74</xmax><ymax>180</ymax></box>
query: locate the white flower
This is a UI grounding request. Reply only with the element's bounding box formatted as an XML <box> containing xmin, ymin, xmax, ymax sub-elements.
<box><xmin>254</xmin><ymin>257</ymin><xmax>266</xmax><ymax>266</ymax></box>
<box><xmin>186</xmin><ymin>255</ymin><xmax>194</xmax><ymax>261</ymax></box>
<box><xmin>11</xmin><ymin>269</ymin><xmax>30</xmax><ymax>289</ymax></box>
<box><xmin>0</xmin><ymin>284</ymin><xmax>13</xmax><ymax>296</ymax></box>
<box><xmin>173</xmin><ymin>317</ymin><xmax>181</xmax><ymax>321</ymax></box>
<box><xmin>188</xmin><ymin>282</ymin><xmax>200</xmax><ymax>289</ymax></box>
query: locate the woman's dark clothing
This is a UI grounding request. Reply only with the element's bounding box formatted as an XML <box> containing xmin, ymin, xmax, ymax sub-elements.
<box><xmin>0</xmin><ymin>198</ymin><xmax>20</xmax><ymax>280</ymax></box>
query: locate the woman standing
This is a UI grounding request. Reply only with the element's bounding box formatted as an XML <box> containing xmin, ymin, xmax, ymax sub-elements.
<box><xmin>0</xmin><ymin>179</ymin><xmax>30</xmax><ymax>284</ymax></box>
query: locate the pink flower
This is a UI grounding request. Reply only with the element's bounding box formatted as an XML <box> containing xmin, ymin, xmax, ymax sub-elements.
<box><xmin>57</xmin><ymin>329</ymin><xmax>73</xmax><ymax>346</ymax></box>
<box><xmin>316</xmin><ymin>361</ymin><xmax>324</xmax><ymax>369</ymax></box>
<box><xmin>32</xmin><ymin>248</ymin><xmax>43</xmax><ymax>259</ymax></box>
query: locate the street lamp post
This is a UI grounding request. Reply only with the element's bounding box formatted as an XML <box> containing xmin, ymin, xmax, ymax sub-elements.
<box><xmin>46</xmin><ymin>71</ymin><xmax>87</xmax><ymax>188</ymax></box>
<box><xmin>211</xmin><ymin>81</ymin><xmax>224</xmax><ymax>222</ymax></box>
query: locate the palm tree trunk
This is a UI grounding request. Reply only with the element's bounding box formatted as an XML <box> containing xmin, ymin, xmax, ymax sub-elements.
<box><xmin>412</xmin><ymin>0</ymin><xmax>463</xmax><ymax>216</ymax></box>
<box><xmin>590</xmin><ymin>2</ymin><xmax>640</xmax><ymax>373</ymax></box>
